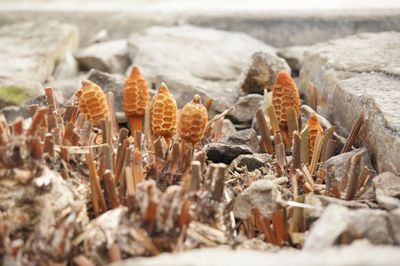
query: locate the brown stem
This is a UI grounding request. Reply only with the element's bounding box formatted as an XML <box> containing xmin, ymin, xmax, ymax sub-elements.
<box><xmin>129</xmin><ymin>116</ymin><xmax>143</xmax><ymax>133</ymax></box>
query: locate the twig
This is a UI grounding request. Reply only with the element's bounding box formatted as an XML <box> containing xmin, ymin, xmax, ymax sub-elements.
<box><xmin>287</xmin><ymin>107</ymin><xmax>299</xmax><ymax>142</ymax></box>
<box><xmin>211</xmin><ymin>164</ymin><xmax>226</xmax><ymax>201</ymax></box>
<box><xmin>292</xmin><ymin>131</ymin><xmax>301</xmax><ymax>170</ymax></box>
<box><xmin>132</xmin><ymin>149</ymin><xmax>144</xmax><ymax>185</ymax></box>
<box><xmin>85</xmin><ymin>150</ymin><xmax>107</xmax><ymax>216</ymax></box>
<box><xmin>27</xmin><ymin>107</ymin><xmax>48</xmax><ymax>136</ymax></box>
<box><xmin>344</xmin><ymin>153</ymin><xmax>362</xmax><ymax>200</ymax></box>
<box><xmin>104</xmin><ymin>170</ymin><xmax>120</xmax><ymax>209</ymax></box>
<box><xmin>341</xmin><ymin>110</ymin><xmax>365</xmax><ymax>153</ymax></box>
<box><xmin>190</xmin><ymin>161</ymin><xmax>201</xmax><ymax>191</ymax></box>
<box><xmin>308</xmin><ymin>131</ymin><xmax>323</xmax><ymax>175</ymax></box>
<box><xmin>300</xmin><ymin>127</ymin><xmax>309</xmax><ymax>164</ymax></box>
<box><xmin>256</xmin><ymin>108</ymin><xmax>273</xmax><ymax>154</ymax></box>
<box><xmin>308</xmin><ymin>84</ymin><xmax>318</xmax><ymax>112</ymax></box>
<box><xmin>266</xmin><ymin>105</ymin><xmax>280</xmax><ymax>134</ymax></box>
<box><xmin>115</xmin><ymin>139</ymin><xmax>129</xmax><ymax>184</ymax></box>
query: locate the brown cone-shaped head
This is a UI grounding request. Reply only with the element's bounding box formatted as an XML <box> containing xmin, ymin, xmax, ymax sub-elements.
<box><xmin>272</xmin><ymin>72</ymin><xmax>300</xmax><ymax>128</ymax></box>
<box><xmin>78</xmin><ymin>80</ymin><xmax>109</xmax><ymax>126</ymax></box>
<box><xmin>178</xmin><ymin>94</ymin><xmax>208</xmax><ymax>145</ymax></box>
<box><xmin>151</xmin><ymin>82</ymin><xmax>177</xmax><ymax>139</ymax></box>
<box><xmin>308</xmin><ymin>112</ymin><xmax>324</xmax><ymax>159</ymax></box>
<box><xmin>123</xmin><ymin>66</ymin><xmax>149</xmax><ymax>118</ymax></box>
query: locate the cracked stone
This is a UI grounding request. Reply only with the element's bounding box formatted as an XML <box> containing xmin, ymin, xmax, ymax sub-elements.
<box><xmin>298</xmin><ymin>31</ymin><xmax>400</xmax><ymax>174</ymax></box>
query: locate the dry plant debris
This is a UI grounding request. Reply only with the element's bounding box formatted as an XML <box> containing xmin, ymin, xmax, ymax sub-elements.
<box><xmin>0</xmin><ymin>65</ymin><xmax>377</xmax><ymax>265</ymax></box>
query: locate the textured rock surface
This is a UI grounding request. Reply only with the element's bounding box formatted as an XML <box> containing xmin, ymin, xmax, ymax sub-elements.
<box><xmin>236</xmin><ymin>51</ymin><xmax>290</xmax><ymax>95</ymax></box>
<box><xmin>322</xmin><ymin>148</ymin><xmax>376</xmax><ymax>182</ymax></box>
<box><xmin>277</xmin><ymin>46</ymin><xmax>308</xmax><ymax>75</ymax></box>
<box><xmin>298</xmin><ymin>32</ymin><xmax>400</xmax><ymax>175</ymax></box>
<box><xmin>233</xmin><ymin>179</ymin><xmax>279</xmax><ymax>219</ymax></box>
<box><xmin>76</xmin><ymin>39</ymin><xmax>130</xmax><ymax>73</ymax></box>
<box><xmin>222</xmin><ymin>129</ymin><xmax>259</xmax><ymax>153</ymax></box>
<box><xmin>373</xmin><ymin>172</ymin><xmax>400</xmax><ymax>198</ymax></box>
<box><xmin>52</xmin><ymin>52</ymin><xmax>79</xmax><ymax>80</ymax></box>
<box><xmin>373</xmin><ymin>172</ymin><xmax>400</xmax><ymax>210</ymax></box>
<box><xmin>389</xmin><ymin>208</ymin><xmax>400</xmax><ymax>245</ymax></box>
<box><xmin>228</xmin><ymin>94</ymin><xmax>264</xmax><ymax>124</ymax></box>
<box><xmin>304</xmin><ymin>205</ymin><xmax>394</xmax><ymax>250</ymax></box>
<box><xmin>204</xmin><ymin>143</ymin><xmax>253</xmax><ymax>165</ymax></box>
<box><xmin>220</xmin><ymin>119</ymin><xmax>237</xmax><ymax>140</ymax></box>
<box><xmin>229</xmin><ymin>153</ymin><xmax>272</xmax><ymax>172</ymax></box>
<box><xmin>128</xmin><ymin>25</ymin><xmax>276</xmax><ymax>115</ymax></box>
<box><xmin>0</xmin><ymin>21</ymin><xmax>79</xmax><ymax>106</ymax></box>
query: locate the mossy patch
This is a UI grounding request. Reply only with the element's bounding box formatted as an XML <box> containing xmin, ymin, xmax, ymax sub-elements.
<box><xmin>0</xmin><ymin>86</ymin><xmax>29</xmax><ymax>105</ymax></box>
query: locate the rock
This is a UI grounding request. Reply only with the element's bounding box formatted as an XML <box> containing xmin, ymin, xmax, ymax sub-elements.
<box><xmin>62</xmin><ymin>241</ymin><xmax>400</xmax><ymax>266</ymax></box>
<box><xmin>128</xmin><ymin>25</ymin><xmax>277</xmax><ymax>115</ymax></box>
<box><xmin>52</xmin><ymin>52</ymin><xmax>79</xmax><ymax>80</ymax></box>
<box><xmin>373</xmin><ymin>172</ymin><xmax>400</xmax><ymax>210</ymax></box>
<box><xmin>1</xmin><ymin>93</ymin><xmax>63</xmax><ymax>122</ymax></box>
<box><xmin>89</xmin><ymin>29</ymin><xmax>110</xmax><ymax>44</ymax></box>
<box><xmin>204</xmin><ymin>143</ymin><xmax>253</xmax><ymax>165</ymax></box>
<box><xmin>298</xmin><ymin>32</ymin><xmax>400</xmax><ymax>175</ymax></box>
<box><xmin>322</xmin><ymin>148</ymin><xmax>376</xmax><ymax>182</ymax></box>
<box><xmin>222</xmin><ymin>128</ymin><xmax>259</xmax><ymax>153</ymax></box>
<box><xmin>76</xmin><ymin>39</ymin><xmax>130</xmax><ymax>74</ymax></box>
<box><xmin>228</xmin><ymin>94</ymin><xmax>264</xmax><ymax>123</ymax></box>
<box><xmin>304</xmin><ymin>204</ymin><xmax>393</xmax><ymax>250</ymax></box>
<box><xmin>229</xmin><ymin>154</ymin><xmax>272</xmax><ymax>172</ymax></box>
<box><xmin>373</xmin><ymin>172</ymin><xmax>400</xmax><ymax>198</ymax></box>
<box><xmin>233</xmin><ymin>179</ymin><xmax>279</xmax><ymax>220</ymax></box>
<box><xmin>389</xmin><ymin>208</ymin><xmax>400</xmax><ymax>245</ymax></box>
<box><xmin>277</xmin><ymin>46</ymin><xmax>308</xmax><ymax>76</ymax></box>
<box><xmin>47</xmin><ymin>75</ymin><xmax>87</xmax><ymax>103</ymax></box>
<box><xmin>236</xmin><ymin>51</ymin><xmax>291</xmax><ymax>95</ymax></box>
<box><xmin>304</xmin><ymin>205</ymin><xmax>350</xmax><ymax>250</ymax></box>
<box><xmin>347</xmin><ymin>208</ymin><xmax>393</xmax><ymax>245</ymax></box>
<box><xmin>220</xmin><ymin>119</ymin><xmax>237</xmax><ymax>140</ymax></box>
<box><xmin>0</xmin><ymin>21</ymin><xmax>79</xmax><ymax>106</ymax></box>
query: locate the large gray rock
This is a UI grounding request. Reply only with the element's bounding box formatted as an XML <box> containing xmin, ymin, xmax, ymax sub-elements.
<box><xmin>322</xmin><ymin>148</ymin><xmax>376</xmax><ymax>182</ymax></box>
<box><xmin>233</xmin><ymin>179</ymin><xmax>279</xmax><ymax>220</ymax></box>
<box><xmin>299</xmin><ymin>32</ymin><xmax>400</xmax><ymax>175</ymax></box>
<box><xmin>128</xmin><ymin>25</ymin><xmax>277</xmax><ymax>115</ymax></box>
<box><xmin>389</xmin><ymin>208</ymin><xmax>400</xmax><ymax>245</ymax></box>
<box><xmin>222</xmin><ymin>128</ymin><xmax>259</xmax><ymax>153</ymax></box>
<box><xmin>52</xmin><ymin>52</ymin><xmax>79</xmax><ymax>80</ymax></box>
<box><xmin>235</xmin><ymin>51</ymin><xmax>290</xmax><ymax>95</ymax></box>
<box><xmin>304</xmin><ymin>205</ymin><xmax>394</xmax><ymax>250</ymax></box>
<box><xmin>228</xmin><ymin>94</ymin><xmax>264</xmax><ymax>124</ymax></box>
<box><xmin>76</xmin><ymin>39</ymin><xmax>131</xmax><ymax>74</ymax></box>
<box><xmin>0</xmin><ymin>21</ymin><xmax>79</xmax><ymax>106</ymax></box>
<box><xmin>373</xmin><ymin>172</ymin><xmax>400</xmax><ymax>210</ymax></box>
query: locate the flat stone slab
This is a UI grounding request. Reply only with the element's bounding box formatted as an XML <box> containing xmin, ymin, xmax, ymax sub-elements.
<box><xmin>298</xmin><ymin>31</ymin><xmax>400</xmax><ymax>175</ymax></box>
<box><xmin>0</xmin><ymin>21</ymin><xmax>79</xmax><ymax>106</ymax></box>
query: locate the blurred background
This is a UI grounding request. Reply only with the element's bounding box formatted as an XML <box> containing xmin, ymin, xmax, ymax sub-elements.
<box><xmin>1</xmin><ymin>0</ymin><xmax>400</xmax><ymax>47</ymax></box>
